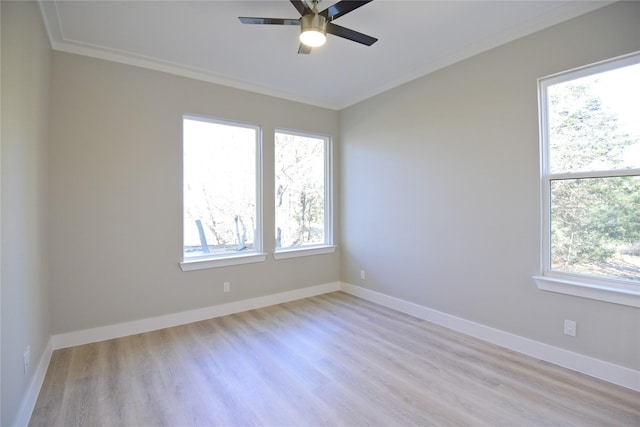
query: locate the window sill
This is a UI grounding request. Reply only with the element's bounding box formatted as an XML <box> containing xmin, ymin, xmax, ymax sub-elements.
<box><xmin>180</xmin><ymin>253</ymin><xmax>267</xmax><ymax>271</ymax></box>
<box><xmin>273</xmin><ymin>245</ymin><xmax>336</xmax><ymax>260</ymax></box>
<box><xmin>533</xmin><ymin>275</ymin><xmax>640</xmax><ymax>308</ymax></box>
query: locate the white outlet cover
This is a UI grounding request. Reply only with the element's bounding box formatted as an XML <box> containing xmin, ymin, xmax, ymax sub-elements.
<box><xmin>24</xmin><ymin>346</ymin><xmax>31</xmax><ymax>372</ymax></box>
<box><xmin>564</xmin><ymin>320</ymin><xmax>577</xmax><ymax>336</ymax></box>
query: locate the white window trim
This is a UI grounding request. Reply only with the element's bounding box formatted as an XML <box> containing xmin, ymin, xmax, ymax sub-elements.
<box><xmin>534</xmin><ymin>51</ymin><xmax>640</xmax><ymax>308</ymax></box>
<box><xmin>274</xmin><ymin>128</ymin><xmax>335</xmax><ymax>256</ymax></box>
<box><xmin>180</xmin><ymin>253</ymin><xmax>268</xmax><ymax>271</ymax></box>
<box><xmin>181</xmin><ymin>114</ymin><xmax>265</xmax><ymax>270</ymax></box>
<box><xmin>273</xmin><ymin>245</ymin><xmax>336</xmax><ymax>260</ymax></box>
<box><xmin>533</xmin><ymin>275</ymin><xmax>640</xmax><ymax>308</ymax></box>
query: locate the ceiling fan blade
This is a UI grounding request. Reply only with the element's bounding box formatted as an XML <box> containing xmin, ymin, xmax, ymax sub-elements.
<box><xmin>320</xmin><ymin>0</ymin><xmax>373</xmax><ymax>20</ymax></box>
<box><xmin>298</xmin><ymin>44</ymin><xmax>312</xmax><ymax>54</ymax></box>
<box><xmin>289</xmin><ymin>0</ymin><xmax>311</xmax><ymax>16</ymax></box>
<box><xmin>239</xmin><ymin>17</ymin><xmax>300</xmax><ymax>25</ymax></box>
<box><xmin>326</xmin><ymin>23</ymin><xmax>377</xmax><ymax>46</ymax></box>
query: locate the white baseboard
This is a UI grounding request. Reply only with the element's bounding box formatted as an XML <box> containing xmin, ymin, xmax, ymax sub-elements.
<box><xmin>52</xmin><ymin>282</ymin><xmax>341</xmax><ymax>349</ymax></box>
<box><xmin>340</xmin><ymin>282</ymin><xmax>640</xmax><ymax>392</ymax></box>
<box><xmin>13</xmin><ymin>338</ymin><xmax>53</xmax><ymax>427</ymax></box>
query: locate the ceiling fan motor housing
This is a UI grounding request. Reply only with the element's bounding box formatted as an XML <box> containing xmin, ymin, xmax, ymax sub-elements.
<box><xmin>300</xmin><ymin>13</ymin><xmax>327</xmax><ymax>47</ymax></box>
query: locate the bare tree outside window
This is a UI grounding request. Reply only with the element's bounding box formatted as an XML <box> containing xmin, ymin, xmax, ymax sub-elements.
<box><xmin>275</xmin><ymin>131</ymin><xmax>330</xmax><ymax>249</ymax></box>
<box><xmin>183</xmin><ymin>116</ymin><xmax>261</xmax><ymax>258</ymax></box>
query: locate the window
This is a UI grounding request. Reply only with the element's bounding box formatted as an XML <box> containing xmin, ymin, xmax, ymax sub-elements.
<box><xmin>181</xmin><ymin>115</ymin><xmax>265</xmax><ymax>270</ymax></box>
<box><xmin>274</xmin><ymin>129</ymin><xmax>334</xmax><ymax>259</ymax></box>
<box><xmin>534</xmin><ymin>52</ymin><xmax>640</xmax><ymax>307</ymax></box>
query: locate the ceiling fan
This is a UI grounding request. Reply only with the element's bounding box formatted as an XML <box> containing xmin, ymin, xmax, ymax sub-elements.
<box><xmin>239</xmin><ymin>0</ymin><xmax>377</xmax><ymax>54</ymax></box>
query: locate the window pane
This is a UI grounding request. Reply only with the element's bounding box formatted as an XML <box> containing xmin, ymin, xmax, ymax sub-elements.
<box><xmin>183</xmin><ymin>117</ymin><xmax>258</xmax><ymax>257</ymax></box>
<box><xmin>550</xmin><ymin>176</ymin><xmax>640</xmax><ymax>282</ymax></box>
<box><xmin>547</xmin><ymin>63</ymin><xmax>640</xmax><ymax>173</ymax></box>
<box><xmin>275</xmin><ymin>132</ymin><xmax>326</xmax><ymax>249</ymax></box>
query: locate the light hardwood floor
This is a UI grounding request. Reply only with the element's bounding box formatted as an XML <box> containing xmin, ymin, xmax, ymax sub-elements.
<box><xmin>30</xmin><ymin>292</ymin><xmax>639</xmax><ymax>426</ymax></box>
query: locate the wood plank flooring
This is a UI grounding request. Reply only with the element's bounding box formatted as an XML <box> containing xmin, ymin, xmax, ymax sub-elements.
<box><xmin>30</xmin><ymin>292</ymin><xmax>640</xmax><ymax>426</ymax></box>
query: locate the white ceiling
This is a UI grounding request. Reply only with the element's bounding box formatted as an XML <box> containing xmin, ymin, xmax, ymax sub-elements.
<box><xmin>39</xmin><ymin>0</ymin><xmax>611</xmax><ymax>110</ymax></box>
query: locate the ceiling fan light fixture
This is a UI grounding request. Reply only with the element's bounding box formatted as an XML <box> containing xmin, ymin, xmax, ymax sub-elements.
<box><xmin>300</xmin><ymin>14</ymin><xmax>327</xmax><ymax>47</ymax></box>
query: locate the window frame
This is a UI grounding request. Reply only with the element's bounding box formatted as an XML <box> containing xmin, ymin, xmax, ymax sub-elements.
<box><xmin>180</xmin><ymin>114</ymin><xmax>266</xmax><ymax>271</ymax></box>
<box><xmin>533</xmin><ymin>51</ymin><xmax>640</xmax><ymax>307</ymax></box>
<box><xmin>273</xmin><ymin>128</ymin><xmax>336</xmax><ymax>260</ymax></box>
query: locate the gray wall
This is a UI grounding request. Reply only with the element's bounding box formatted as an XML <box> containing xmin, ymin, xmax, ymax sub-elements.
<box><xmin>48</xmin><ymin>52</ymin><xmax>340</xmax><ymax>334</ymax></box>
<box><xmin>1</xmin><ymin>1</ymin><xmax>52</xmax><ymax>425</ymax></box>
<box><xmin>340</xmin><ymin>1</ymin><xmax>640</xmax><ymax>370</ymax></box>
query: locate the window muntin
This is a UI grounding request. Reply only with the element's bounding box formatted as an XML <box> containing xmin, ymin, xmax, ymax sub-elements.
<box><xmin>539</xmin><ymin>52</ymin><xmax>640</xmax><ymax>291</ymax></box>
<box><xmin>183</xmin><ymin>115</ymin><xmax>262</xmax><ymax>260</ymax></box>
<box><xmin>275</xmin><ymin>130</ymin><xmax>332</xmax><ymax>251</ymax></box>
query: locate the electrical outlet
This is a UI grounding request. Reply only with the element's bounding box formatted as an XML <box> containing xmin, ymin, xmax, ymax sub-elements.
<box><xmin>223</xmin><ymin>282</ymin><xmax>231</xmax><ymax>292</ymax></box>
<box><xmin>23</xmin><ymin>346</ymin><xmax>31</xmax><ymax>374</ymax></box>
<box><xmin>564</xmin><ymin>320</ymin><xmax>577</xmax><ymax>337</ymax></box>
<box><xmin>360</xmin><ymin>270</ymin><xmax>366</xmax><ymax>280</ymax></box>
